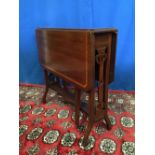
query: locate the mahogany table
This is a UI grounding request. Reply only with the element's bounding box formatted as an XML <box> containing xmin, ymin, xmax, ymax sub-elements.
<box><xmin>36</xmin><ymin>28</ymin><xmax>117</xmax><ymax>146</ymax></box>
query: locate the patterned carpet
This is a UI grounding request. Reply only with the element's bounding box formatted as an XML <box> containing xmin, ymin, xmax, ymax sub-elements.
<box><xmin>19</xmin><ymin>85</ymin><xmax>135</xmax><ymax>155</ymax></box>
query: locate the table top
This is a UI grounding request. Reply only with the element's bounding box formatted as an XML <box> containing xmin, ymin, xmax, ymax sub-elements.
<box><xmin>36</xmin><ymin>28</ymin><xmax>117</xmax><ymax>90</ymax></box>
<box><xmin>36</xmin><ymin>28</ymin><xmax>117</xmax><ymax>33</ymax></box>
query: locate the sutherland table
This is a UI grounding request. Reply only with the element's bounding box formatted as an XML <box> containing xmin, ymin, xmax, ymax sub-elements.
<box><xmin>36</xmin><ymin>28</ymin><xmax>117</xmax><ymax>145</ymax></box>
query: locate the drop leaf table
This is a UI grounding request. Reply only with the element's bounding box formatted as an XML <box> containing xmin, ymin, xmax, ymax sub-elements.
<box><xmin>36</xmin><ymin>28</ymin><xmax>117</xmax><ymax>146</ymax></box>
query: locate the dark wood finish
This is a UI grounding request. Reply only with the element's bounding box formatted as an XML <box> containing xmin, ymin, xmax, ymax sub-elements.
<box><xmin>36</xmin><ymin>28</ymin><xmax>117</xmax><ymax>146</ymax></box>
<box><xmin>36</xmin><ymin>29</ymin><xmax>95</xmax><ymax>91</ymax></box>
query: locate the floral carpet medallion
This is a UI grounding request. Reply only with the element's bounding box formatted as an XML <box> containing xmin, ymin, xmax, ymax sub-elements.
<box><xmin>121</xmin><ymin>117</ymin><xmax>134</xmax><ymax>128</ymax></box>
<box><xmin>79</xmin><ymin>136</ymin><xmax>96</xmax><ymax>151</ymax></box>
<box><xmin>19</xmin><ymin>85</ymin><xmax>135</xmax><ymax>155</ymax></box>
<box><xmin>61</xmin><ymin>132</ymin><xmax>76</xmax><ymax>147</ymax></box>
<box><xmin>100</xmin><ymin>138</ymin><xmax>116</xmax><ymax>154</ymax></box>
<box><xmin>43</xmin><ymin>130</ymin><xmax>59</xmax><ymax>144</ymax></box>
<box><xmin>58</xmin><ymin>110</ymin><xmax>69</xmax><ymax>119</ymax></box>
<box><xmin>27</xmin><ymin>128</ymin><xmax>43</xmax><ymax>140</ymax></box>
<box><xmin>122</xmin><ymin>142</ymin><xmax>135</xmax><ymax>155</ymax></box>
<box><xmin>44</xmin><ymin>108</ymin><xmax>57</xmax><ymax>117</ymax></box>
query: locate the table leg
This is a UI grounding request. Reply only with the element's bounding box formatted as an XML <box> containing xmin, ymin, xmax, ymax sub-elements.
<box><xmin>83</xmin><ymin>89</ymin><xmax>95</xmax><ymax>146</ymax></box>
<box><xmin>103</xmin><ymin>84</ymin><xmax>112</xmax><ymax>130</ymax></box>
<box><xmin>42</xmin><ymin>69</ymin><xmax>49</xmax><ymax>103</ymax></box>
<box><xmin>103</xmin><ymin>40</ymin><xmax>112</xmax><ymax>130</ymax></box>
